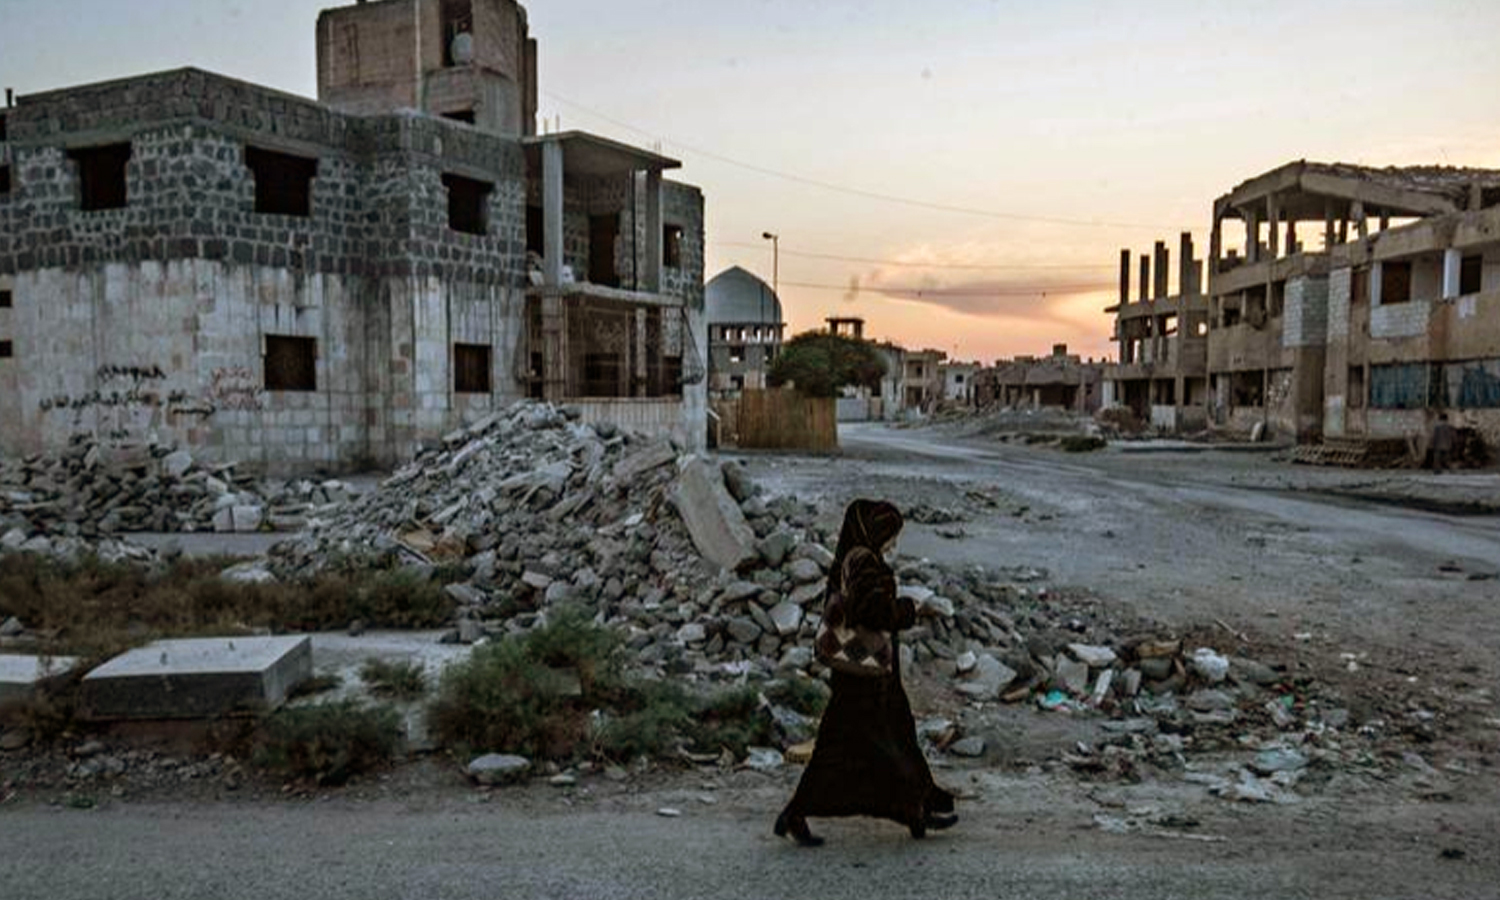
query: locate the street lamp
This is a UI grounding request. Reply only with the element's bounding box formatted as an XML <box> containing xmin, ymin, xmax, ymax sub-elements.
<box><xmin>761</xmin><ymin>231</ymin><xmax>779</xmax><ymax>298</ymax></box>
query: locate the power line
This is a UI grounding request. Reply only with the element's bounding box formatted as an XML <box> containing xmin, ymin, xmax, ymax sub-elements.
<box><xmin>779</xmin><ymin>279</ymin><xmax>1114</xmax><ymax>298</ymax></box>
<box><xmin>541</xmin><ymin>91</ymin><xmax>1186</xmax><ymax>231</ymax></box>
<box><xmin>715</xmin><ymin>240</ymin><xmax>1113</xmax><ymax>271</ymax></box>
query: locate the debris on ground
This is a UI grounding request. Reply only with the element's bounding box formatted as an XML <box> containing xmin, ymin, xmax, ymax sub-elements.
<box><xmin>0</xmin><ymin>434</ymin><xmax>358</xmax><ymax>539</ymax></box>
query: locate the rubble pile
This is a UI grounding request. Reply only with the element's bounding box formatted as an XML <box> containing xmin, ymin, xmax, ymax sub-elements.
<box><xmin>0</xmin><ymin>435</ymin><xmax>358</xmax><ymax>544</ymax></box>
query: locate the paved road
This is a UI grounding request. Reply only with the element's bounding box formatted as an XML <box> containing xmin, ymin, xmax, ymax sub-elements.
<box><xmin>2</xmin><ymin>795</ymin><xmax>1493</xmax><ymax>900</ymax></box>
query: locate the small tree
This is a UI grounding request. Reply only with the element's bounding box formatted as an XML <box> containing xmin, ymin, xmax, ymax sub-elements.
<box><xmin>768</xmin><ymin>331</ymin><xmax>887</xmax><ymax>398</ymax></box>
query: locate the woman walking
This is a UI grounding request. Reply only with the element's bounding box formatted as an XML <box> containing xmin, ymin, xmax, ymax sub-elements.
<box><xmin>774</xmin><ymin>499</ymin><xmax>957</xmax><ymax>846</ymax></box>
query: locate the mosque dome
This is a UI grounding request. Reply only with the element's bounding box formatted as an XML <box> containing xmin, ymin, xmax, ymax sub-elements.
<box><xmin>706</xmin><ymin>266</ymin><xmax>783</xmax><ymax>326</ymax></box>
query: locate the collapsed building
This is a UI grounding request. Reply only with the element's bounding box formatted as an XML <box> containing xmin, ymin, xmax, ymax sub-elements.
<box><xmin>1105</xmin><ymin>161</ymin><xmax>1500</xmax><ymax>454</ymax></box>
<box><xmin>977</xmin><ymin>345</ymin><xmax>1104</xmax><ymax>413</ymax></box>
<box><xmin>0</xmin><ymin>0</ymin><xmax>706</xmax><ymax>476</ymax></box>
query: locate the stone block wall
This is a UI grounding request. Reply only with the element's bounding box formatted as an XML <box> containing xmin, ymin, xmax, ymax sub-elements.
<box><xmin>1371</xmin><ymin>299</ymin><xmax>1430</xmax><ymax>340</ymax></box>
<box><xmin>1282</xmin><ymin>276</ymin><xmax>1328</xmax><ymax>348</ymax></box>
<box><xmin>0</xmin><ymin>67</ymin><xmax>704</xmax><ymax>471</ymax></box>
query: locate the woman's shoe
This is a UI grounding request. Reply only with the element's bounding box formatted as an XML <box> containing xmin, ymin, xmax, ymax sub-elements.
<box><xmin>774</xmin><ymin>810</ymin><xmax>825</xmax><ymax>847</ymax></box>
<box><xmin>924</xmin><ymin>812</ymin><xmax>959</xmax><ymax>831</ymax></box>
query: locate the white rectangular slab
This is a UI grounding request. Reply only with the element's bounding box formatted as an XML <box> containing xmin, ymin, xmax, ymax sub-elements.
<box><xmin>82</xmin><ymin>636</ymin><xmax>312</xmax><ymax>719</ymax></box>
<box><xmin>0</xmin><ymin>655</ymin><xmax>82</xmax><ymax>702</ymax></box>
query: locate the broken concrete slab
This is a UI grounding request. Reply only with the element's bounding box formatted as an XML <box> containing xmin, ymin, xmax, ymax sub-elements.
<box><xmin>82</xmin><ymin>636</ymin><xmax>312</xmax><ymax>719</ymax></box>
<box><xmin>0</xmin><ymin>654</ymin><xmax>82</xmax><ymax>703</ymax></box>
<box><xmin>670</xmin><ymin>457</ymin><xmax>757</xmax><ymax>572</ymax></box>
<box><xmin>955</xmin><ymin>653</ymin><xmax>1017</xmax><ymax>700</ymax></box>
<box><xmin>1068</xmin><ymin>643</ymin><xmax>1118</xmax><ymax>668</ymax></box>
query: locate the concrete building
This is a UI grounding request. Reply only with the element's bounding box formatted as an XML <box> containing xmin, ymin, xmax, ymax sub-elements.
<box><xmin>1103</xmin><ymin>234</ymin><xmax>1211</xmax><ymax>430</ymax></box>
<box><xmin>939</xmin><ymin>362</ymin><xmax>980</xmax><ymax>406</ymax></box>
<box><xmin>903</xmin><ymin>349</ymin><xmax>947</xmax><ymax>413</ymax></box>
<box><xmin>0</xmin><ymin>0</ymin><xmax>706</xmax><ymax>475</ymax></box>
<box><xmin>1204</xmin><ymin>161</ymin><xmax>1500</xmax><ymax>445</ymax></box>
<box><xmin>704</xmin><ymin>266</ymin><xmax>783</xmax><ymax>398</ymax></box>
<box><xmin>977</xmin><ymin>345</ymin><xmax>1103</xmax><ymax>412</ymax></box>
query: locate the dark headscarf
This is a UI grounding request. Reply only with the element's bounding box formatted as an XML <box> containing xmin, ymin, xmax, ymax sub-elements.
<box><xmin>840</xmin><ymin>546</ymin><xmax>901</xmax><ymax>632</ymax></box>
<box><xmin>828</xmin><ymin>499</ymin><xmax>902</xmax><ymax>597</ymax></box>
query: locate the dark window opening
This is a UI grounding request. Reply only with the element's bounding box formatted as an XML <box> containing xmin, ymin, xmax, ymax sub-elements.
<box><xmin>0</xmin><ymin>289</ymin><xmax>11</xmax><ymax>308</ymax></box>
<box><xmin>453</xmin><ymin>343</ymin><xmax>492</xmax><ymax>394</ymax></box>
<box><xmin>1230</xmin><ymin>370</ymin><xmax>1264</xmax><ymax>407</ymax></box>
<box><xmin>245</xmin><ymin>146</ymin><xmax>317</xmax><ymax>217</ymax></box>
<box><xmin>528</xmin><ymin>352</ymin><xmax>544</xmax><ymax>399</ymax></box>
<box><xmin>583</xmin><ymin>352</ymin><xmax>622</xmax><ymax>397</ymax></box>
<box><xmin>442</xmin><ymin>173</ymin><xmax>491</xmax><ymax>236</ymax></box>
<box><xmin>1460</xmin><ymin>255</ymin><xmax>1483</xmax><ymax>296</ymax></box>
<box><xmin>0</xmin><ymin>340</ymin><xmax>12</xmax><ymax>359</ymax></box>
<box><xmin>663</xmin><ymin>223</ymin><xmax>684</xmax><ymax>269</ymax></box>
<box><xmin>1269</xmin><ymin>281</ymin><xmax>1285</xmax><ymax>318</ymax></box>
<box><xmin>728</xmin><ymin>345</ymin><xmax>745</xmax><ymax>364</ymax></box>
<box><xmin>730</xmin><ymin>375</ymin><xmax>744</xmax><ymax>392</ymax></box>
<box><xmin>589</xmin><ymin>214</ymin><xmax>620</xmax><ymax>286</ymax></box>
<box><xmin>526</xmin><ymin>205</ymin><xmax>544</xmax><ymax>255</ymax></box>
<box><xmin>1348</xmin><ymin>366</ymin><xmax>1365</xmax><ymax>409</ymax></box>
<box><xmin>68</xmin><ymin>143</ymin><xmax>131</xmax><ymax>211</ymax></box>
<box><xmin>1380</xmin><ymin>261</ymin><xmax>1412</xmax><ymax>305</ymax></box>
<box><xmin>442</xmin><ymin>110</ymin><xmax>476</xmax><ymax>124</ymax></box>
<box><xmin>441</xmin><ymin>0</ymin><xmax>474</xmax><ymax>67</ymax></box>
<box><xmin>264</xmin><ymin>335</ymin><xmax>317</xmax><ymax>392</ymax></box>
<box><xmin>0</xmin><ymin>113</ymin><xmax>7</xmax><ymax>142</ymax></box>
<box><xmin>0</xmin><ymin>165</ymin><xmax>10</xmax><ymax>196</ymax></box>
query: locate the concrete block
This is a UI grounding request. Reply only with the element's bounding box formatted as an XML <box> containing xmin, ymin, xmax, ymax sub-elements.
<box><xmin>671</xmin><ymin>456</ymin><xmax>757</xmax><ymax>572</ymax></box>
<box><xmin>0</xmin><ymin>655</ymin><xmax>83</xmax><ymax>703</ymax></box>
<box><xmin>82</xmin><ymin>636</ymin><xmax>312</xmax><ymax>719</ymax></box>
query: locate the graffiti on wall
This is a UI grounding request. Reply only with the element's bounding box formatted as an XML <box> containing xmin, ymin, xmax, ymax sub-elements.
<box><xmin>208</xmin><ymin>366</ymin><xmax>265</xmax><ymax>411</ymax></box>
<box><xmin>37</xmin><ymin>363</ymin><xmax>240</xmax><ymax>441</ymax></box>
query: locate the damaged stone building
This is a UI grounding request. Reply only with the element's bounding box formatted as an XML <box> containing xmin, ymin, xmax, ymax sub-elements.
<box><xmin>1105</xmin><ymin>161</ymin><xmax>1500</xmax><ymax>453</ymax></box>
<box><xmin>0</xmin><ymin>0</ymin><xmax>706</xmax><ymax>475</ymax></box>
<box><xmin>977</xmin><ymin>345</ymin><xmax>1104</xmax><ymax>413</ymax></box>
<box><xmin>1102</xmin><ymin>235</ymin><xmax>1211</xmax><ymax>431</ymax></box>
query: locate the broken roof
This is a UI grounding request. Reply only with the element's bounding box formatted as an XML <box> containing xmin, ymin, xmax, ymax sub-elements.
<box><xmin>1216</xmin><ymin>160</ymin><xmax>1500</xmax><ymax>221</ymax></box>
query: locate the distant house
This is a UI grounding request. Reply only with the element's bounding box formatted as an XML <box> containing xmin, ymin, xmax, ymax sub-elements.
<box><xmin>977</xmin><ymin>345</ymin><xmax>1103</xmax><ymax>412</ymax></box>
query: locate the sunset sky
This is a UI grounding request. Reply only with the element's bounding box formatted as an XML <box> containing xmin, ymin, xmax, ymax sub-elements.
<box><xmin>4</xmin><ymin>0</ymin><xmax>1499</xmax><ymax>363</ymax></box>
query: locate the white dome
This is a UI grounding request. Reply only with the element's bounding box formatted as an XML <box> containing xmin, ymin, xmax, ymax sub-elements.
<box><xmin>706</xmin><ymin>266</ymin><xmax>783</xmax><ymax>325</ymax></box>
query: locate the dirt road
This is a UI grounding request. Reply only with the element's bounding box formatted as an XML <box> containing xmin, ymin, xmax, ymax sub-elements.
<box><xmin>738</xmin><ymin>423</ymin><xmax>1500</xmax><ymax>684</ymax></box>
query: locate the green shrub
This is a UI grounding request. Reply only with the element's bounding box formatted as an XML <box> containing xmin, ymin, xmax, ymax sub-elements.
<box><xmin>429</xmin><ymin>611</ymin><xmax>772</xmax><ymax>763</ymax></box>
<box><xmin>428</xmin><ymin>638</ymin><xmax>588</xmax><ymax>759</ymax></box>
<box><xmin>0</xmin><ymin>555</ymin><xmax>456</xmax><ymax>660</ymax></box>
<box><xmin>359</xmin><ymin>658</ymin><xmax>427</xmax><ymax>699</ymax></box>
<box><xmin>254</xmin><ymin>701</ymin><xmax>402</xmax><ymax>785</ymax></box>
<box><xmin>764</xmin><ymin>677</ymin><xmax>830</xmax><ymax>716</ymax></box>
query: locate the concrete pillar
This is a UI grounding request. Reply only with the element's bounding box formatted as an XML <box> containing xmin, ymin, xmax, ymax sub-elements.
<box><xmin>1244</xmin><ymin>208</ymin><xmax>1260</xmax><ymax>264</ymax></box>
<box><xmin>1352</xmin><ymin>201</ymin><xmax>1368</xmax><ymax>241</ymax></box>
<box><xmin>1153</xmin><ymin>241</ymin><xmax>1169</xmax><ymax>300</ymax></box>
<box><xmin>643</xmin><ymin>168</ymin><xmax>663</xmax><ymax>293</ymax></box>
<box><xmin>1119</xmin><ymin>250</ymin><xmax>1131</xmax><ymax>306</ymax></box>
<box><xmin>1370</xmin><ymin>261</ymin><xmax>1384</xmax><ymax>307</ymax></box>
<box><xmin>542</xmin><ymin>139</ymin><xmax>565</xmax><ymax>287</ymax></box>
<box><xmin>1178</xmin><ymin>232</ymin><xmax>1195</xmax><ymax>297</ymax></box>
<box><xmin>1139</xmin><ymin>254</ymin><xmax>1150</xmax><ymax>304</ymax></box>
<box><xmin>1267</xmin><ymin>194</ymin><xmax>1281</xmax><ymax>259</ymax></box>
<box><xmin>1324</xmin><ymin>202</ymin><xmax>1337</xmax><ymax>251</ymax></box>
<box><xmin>1442</xmin><ymin>248</ymin><xmax>1463</xmax><ymax>300</ymax></box>
<box><xmin>1287</xmin><ymin>219</ymin><xmax>1298</xmax><ymax>255</ymax></box>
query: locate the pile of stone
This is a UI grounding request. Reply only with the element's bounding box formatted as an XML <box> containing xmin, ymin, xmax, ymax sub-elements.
<box><xmin>0</xmin><ymin>435</ymin><xmax>358</xmax><ymax>543</ymax></box>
